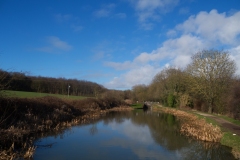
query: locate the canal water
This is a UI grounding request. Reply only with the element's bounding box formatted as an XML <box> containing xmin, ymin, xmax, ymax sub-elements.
<box><xmin>33</xmin><ymin>110</ymin><xmax>235</xmax><ymax>160</ymax></box>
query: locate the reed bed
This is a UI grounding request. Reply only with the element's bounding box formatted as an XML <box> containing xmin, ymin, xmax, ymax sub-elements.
<box><xmin>153</xmin><ymin>107</ymin><xmax>222</xmax><ymax>142</ymax></box>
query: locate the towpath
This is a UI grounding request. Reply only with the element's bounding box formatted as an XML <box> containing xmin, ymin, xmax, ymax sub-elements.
<box><xmin>193</xmin><ymin>111</ymin><xmax>240</xmax><ymax>136</ymax></box>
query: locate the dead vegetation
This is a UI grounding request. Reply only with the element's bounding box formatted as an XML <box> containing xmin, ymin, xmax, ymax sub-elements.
<box><xmin>0</xmin><ymin>96</ymin><xmax>131</xmax><ymax>159</ymax></box>
<box><xmin>153</xmin><ymin>107</ymin><xmax>222</xmax><ymax>142</ymax></box>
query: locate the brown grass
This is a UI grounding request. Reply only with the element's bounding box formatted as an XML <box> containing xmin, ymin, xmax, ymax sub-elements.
<box><xmin>0</xmin><ymin>96</ymin><xmax>131</xmax><ymax>159</ymax></box>
<box><xmin>153</xmin><ymin>107</ymin><xmax>222</xmax><ymax>142</ymax></box>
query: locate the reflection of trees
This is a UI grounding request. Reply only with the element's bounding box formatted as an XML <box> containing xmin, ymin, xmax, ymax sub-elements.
<box><xmin>33</xmin><ymin>111</ymin><xmax>234</xmax><ymax>160</ymax></box>
<box><xmin>130</xmin><ymin>111</ymin><xmax>190</xmax><ymax>151</ymax></box>
<box><xmin>102</xmin><ymin>111</ymin><xmax>131</xmax><ymax>125</ymax></box>
<box><xmin>89</xmin><ymin>124</ymin><xmax>98</xmax><ymax>136</ymax></box>
<box><xmin>101</xmin><ymin>111</ymin><xmax>234</xmax><ymax>160</ymax></box>
<box><xmin>101</xmin><ymin>111</ymin><xmax>189</xmax><ymax>151</ymax></box>
<box><xmin>181</xmin><ymin>141</ymin><xmax>234</xmax><ymax>160</ymax></box>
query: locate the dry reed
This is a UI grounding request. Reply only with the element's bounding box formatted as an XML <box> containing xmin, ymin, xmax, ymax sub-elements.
<box><xmin>153</xmin><ymin>107</ymin><xmax>222</xmax><ymax>142</ymax></box>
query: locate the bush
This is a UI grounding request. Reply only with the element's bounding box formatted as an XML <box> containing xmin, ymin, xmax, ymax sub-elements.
<box><xmin>167</xmin><ymin>93</ymin><xmax>176</xmax><ymax>108</ymax></box>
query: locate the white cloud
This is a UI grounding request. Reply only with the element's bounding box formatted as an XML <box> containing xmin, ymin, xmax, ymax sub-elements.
<box><xmin>105</xmin><ymin>34</ymin><xmax>205</xmax><ymax>89</ymax></box>
<box><xmin>130</xmin><ymin>0</ymin><xmax>179</xmax><ymax>29</ymax></box>
<box><xmin>37</xmin><ymin>36</ymin><xmax>72</xmax><ymax>53</ymax></box>
<box><xmin>179</xmin><ymin>7</ymin><xmax>189</xmax><ymax>15</ymax></box>
<box><xmin>104</xmin><ymin>61</ymin><xmax>135</xmax><ymax>70</ymax></box>
<box><xmin>105</xmin><ymin>10</ymin><xmax>240</xmax><ymax>89</ymax></box>
<box><xmin>47</xmin><ymin>36</ymin><xmax>72</xmax><ymax>51</ymax></box>
<box><xmin>176</xmin><ymin>10</ymin><xmax>240</xmax><ymax>45</ymax></box>
<box><xmin>229</xmin><ymin>45</ymin><xmax>240</xmax><ymax>75</ymax></box>
<box><xmin>166</xmin><ymin>29</ymin><xmax>177</xmax><ymax>37</ymax></box>
<box><xmin>133</xmin><ymin>34</ymin><xmax>205</xmax><ymax>65</ymax></box>
<box><xmin>105</xmin><ymin>65</ymin><xmax>162</xmax><ymax>89</ymax></box>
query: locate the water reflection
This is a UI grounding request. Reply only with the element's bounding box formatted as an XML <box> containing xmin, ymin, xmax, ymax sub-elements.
<box><xmin>89</xmin><ymin>124</ymin><xmax>98</xmax><ymax>136</ymax></box>
<box><xmin>34</xmin><ymin>111</ymin><xmax>234</xmax><ymax>160</ymax></box>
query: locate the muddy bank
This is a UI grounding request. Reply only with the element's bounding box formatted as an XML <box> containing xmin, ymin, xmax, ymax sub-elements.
<box><xmin>152</xmin><ymin>106</ymin><xmax>222</xmax><ymax>142</ymax></box>
<box><xmin>0</xmin><ymin>96</ymin><xmax>132</xmax><ymax>159</ymax></box>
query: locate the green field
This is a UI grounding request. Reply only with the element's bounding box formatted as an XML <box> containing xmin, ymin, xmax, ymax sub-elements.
<box><xmin>1</xmin><ymin>90</ymin><xmax>88</xmax><ymax>100</ymax></box>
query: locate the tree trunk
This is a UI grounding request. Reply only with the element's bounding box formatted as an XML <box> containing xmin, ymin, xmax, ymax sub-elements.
<box><xmin>208</xmin><ymin>102</ymin><xmax>213</xmax><ymax>113</ymax></box>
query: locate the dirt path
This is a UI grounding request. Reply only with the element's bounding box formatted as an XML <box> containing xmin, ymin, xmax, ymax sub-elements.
<box><xmin>194</xmin><ymin>112</ymin><xmax>240</xmax><ymax>135</ymax></box>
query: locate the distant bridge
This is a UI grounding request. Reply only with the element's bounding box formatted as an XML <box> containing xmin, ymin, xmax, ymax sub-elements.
<box><xmin>143</xmin><ymin>102</ymin><xmax>152</xmax><ymax>110</ymax></box>
<box><xmin>142</xmin><ymin>101</ymin><xmax>161</xmax><ymax>110</ymax></box>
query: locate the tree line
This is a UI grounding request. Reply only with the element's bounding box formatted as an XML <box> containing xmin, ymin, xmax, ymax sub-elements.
<box><xmin>1</xmin><ymin>49</ymin><xmax>239</xmax><ymax>119</ymax></box>
<box><xmin>0</xmin><ymin>70</ymin><xmax>107</xmax><ymax>97</ymax></box>
<box><xmin>131</xmin><ymin>49</ymin><xmax>240</xmax><ymax>119</ymax></box>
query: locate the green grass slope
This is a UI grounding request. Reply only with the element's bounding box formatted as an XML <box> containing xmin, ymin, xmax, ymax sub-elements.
<box><xmin>1</xmin><ymin>90</ymin><xmax>87</xmax><ymax>100</ymax></box>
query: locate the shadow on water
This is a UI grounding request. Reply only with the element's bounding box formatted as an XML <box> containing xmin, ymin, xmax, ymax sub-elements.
<box><xmin>33</xmin><ymin>111</ymin><xmax>235</xmax><ymax>160</ymax></box>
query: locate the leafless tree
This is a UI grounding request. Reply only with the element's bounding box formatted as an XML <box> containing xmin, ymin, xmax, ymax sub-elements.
<box><xmin>0</xmin><ymin>69</ymin><xmax>11</xmax><ymax>94</ymax></box>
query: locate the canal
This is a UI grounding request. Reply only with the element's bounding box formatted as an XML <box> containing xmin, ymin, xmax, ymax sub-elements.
<box><xmin>34</xmin><ymin>110</ymin><xmax>234</xmax><ymax>160</ymax></box>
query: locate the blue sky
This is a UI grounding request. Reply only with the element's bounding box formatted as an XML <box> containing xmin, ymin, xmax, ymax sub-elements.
<box><xmin>1</xmin><ymin>0</ymin><xmax>240</xmax><ymax>90</ymax></box>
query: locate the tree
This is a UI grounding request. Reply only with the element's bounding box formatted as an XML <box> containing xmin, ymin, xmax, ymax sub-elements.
<box><xmin>0</xmin><ymin>69</ymin><xmax>11</xmax><ymax>93</ymax></box>
<box><xmin>186</xmin><ymin>49</ymin><xmax>236</xmax><ymax>113</ymax></box>
<box><xmin>150</xmin><ymin>67</ymin><xmax>188</xmax><ymax>106</ymax></box>
<box><xmin>132</xmin><ymin>84</ymin><xmax>148</xmax><ymax>102</ymax></box>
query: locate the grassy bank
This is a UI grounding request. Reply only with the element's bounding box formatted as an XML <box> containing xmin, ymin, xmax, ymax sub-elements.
<box><xmin>1</xmin><ymin>90</ymin><xmax>88</xmax><ymax>100</ymax></box>
<box><xmin>0</xmin><ymin>96</ymin><xmax>132</xmax><ymax>159</ymax></box>
<box><xmin>192</xmin><ymin>111</ymin><xmax>240</xmax><ymax>157</ymax></box>
<box><xmin>130</xmin><ymin>103</ymin><xmax>143</xmax><ymax>109</ymax></box>
<box><xmin>221</xmin><ymin>132</ymin><xmax>240</xmax><ymax>158</ymax></box>
<box><xmin>152</xmin><ymin>106</ymin><xmax>222</xmax><ymax>142</ymax></box>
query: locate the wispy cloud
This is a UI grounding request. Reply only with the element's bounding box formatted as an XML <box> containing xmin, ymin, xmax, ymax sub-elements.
<box><xmin>104</xmin><ymin>61</ymin><xmax>136</xmax><ymax>70</ymax></box>
<box><xmin>93</xmin><ymin>3</ymin><xmax>127</xmax><ymax>19</ymax></box>
<box><xmin>115</xmin><ymin>13</ymin><xmax>127</xmax><ymax>19</ymax></box>
<box><xmin>54</xmin><ymin>13</ymin><xmax>82</xmax><ymax>32</ymax></box>
<box><xmin>54</xmin><ymin>14</ymin><xmax>73</xmax><ymax>22</ymax></box>
<box><xmin>36</xmin><ymin>36</ymin><xmax>72</xmax><ymax>53</ymax></box>
<box><xmin>129</xmin><ymin>0</ymin><xmax>179</xmax><ymax>30</ymax></box>
<box><xmin>105</xmin><ymin>9</ymin><xmax>240</xmax><ymax>89</ymax></box>
<box><xmin>91</xmin><ymin>41</ymin><xmax>113</xmax><ymax>61</ymax></box>
<box><xmin>179</xmin><ymin>7</ymin><xmax>189</xmax><ymax>15</ymax></box>
<box><xmin>71</xmin><ymin>24</ymin><xmax>83</xmax><ymax>32</ymax></box>
<box><xmin>93</xmin><ymin>4</ymin><xmax>116</xmax><ymax>18</ymax></box>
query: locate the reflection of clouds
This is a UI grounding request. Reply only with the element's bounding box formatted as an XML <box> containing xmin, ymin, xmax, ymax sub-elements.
<box><xmin>109</xmin><ymin>120</ymin><xmax>153</xmax><ymax>144</ymax></box>
<box><xmin>103</xmin><ymin>137</ymin><xmax>178</xmax><ymax>160</ymax></box>
<box><xmin>105</xmin><ymin>119</ymin><xmax>181</xmax><ymax>160</ymax></box>
<box><xmin>35</xmin><ymin>116</ymin><xmax>234</xmax><ymax>160</ymax></box>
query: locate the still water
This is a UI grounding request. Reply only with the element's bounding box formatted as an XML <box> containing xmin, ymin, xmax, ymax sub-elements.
<box><xmin>34</xmin><ymin>110</ymin><xmax>234</xmax><ymax>160</ymax></box>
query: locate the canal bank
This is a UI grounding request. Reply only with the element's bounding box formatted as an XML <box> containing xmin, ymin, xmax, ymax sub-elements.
<box><xmin>33</xmin><ymin>110</ymin><xmax>234</xmax><ymax>160</ymax></box>
<box><xmin>0</xmin><ymin>96</ymin><xmax>132</xmax><ymax>159</ymax></box>
<box><xmin>152</xmin><ymin>105</ymin><xmax>240</xmax><ymax>159</ymax></box>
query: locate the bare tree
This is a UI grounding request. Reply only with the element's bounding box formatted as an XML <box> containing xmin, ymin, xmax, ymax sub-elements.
<box><xmin>0</xmin><ymin>69</ymin><xmax>11</xmax><ymax>93</ymax></box>
<box><xmin>132</xmin><ymin>84</ymin><xmax>148</xmax><ymax>102</ymax></box>
<box><xmin>186</xmin><ymin>49</ymin><xmax>236</xmax><ymax>113</ymax></box>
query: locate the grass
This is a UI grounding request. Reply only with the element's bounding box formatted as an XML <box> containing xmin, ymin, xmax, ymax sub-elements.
<box><xmin>217</xmin><ymin>114</ymin><xmax>240</xmax><ymax>126</ymax></box>
<box><xmin>130</xmin><ymin>103</ymin><xmax>143</xmax><ymax>109</ymax></box>
<box><xmin>155</xmin><ymin>105</ymin><xmax>240</xmax><ymax>155</ymax></box>
<box><xmin>192</xmin><ymin>112</ymin><xmax>219</xmax><ymax>126</ymax></box>
<box><xmin>221</xmin><ymin>132</ymin><xmax>240</xmax><ymax>152</ymax></box>
<box><xmin>190</xmin><ymin>111</ymin><xmax>240</xmax><ymax>155</ymax></box>
<box><xmin>1</xmin><ymin>90</ymin><xmax>88</xmax><ymax>100</ymax></box>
